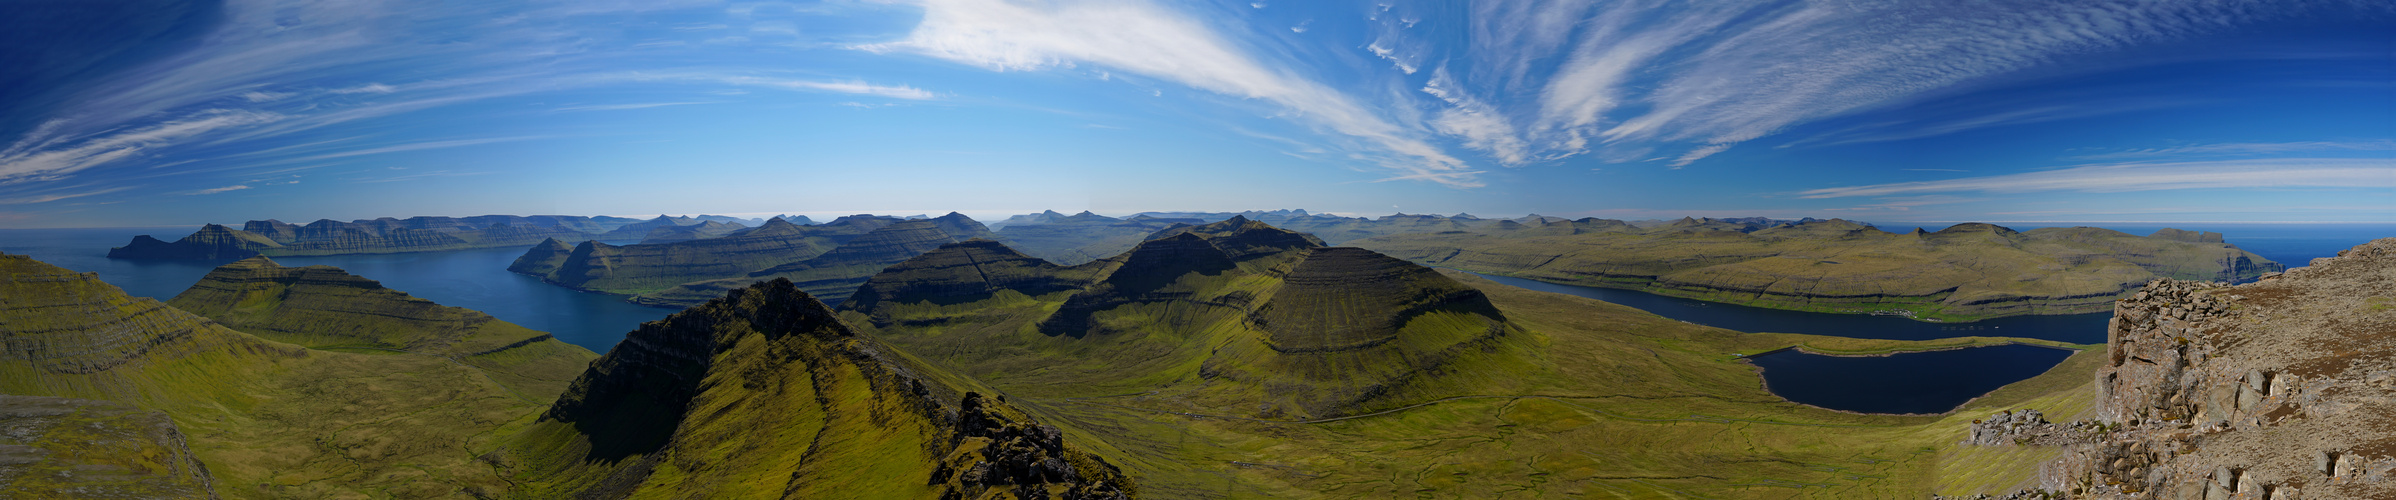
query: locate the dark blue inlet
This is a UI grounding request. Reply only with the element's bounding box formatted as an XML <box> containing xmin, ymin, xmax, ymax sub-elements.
<box><xmin>1466</xmin><ymin>272</ymin><xmax>2109</xmax><ymax>344</ymax></box>
<box><xmin>1745</xmin><ymin>344</ymin><xmax>2077</xmax><ymax>414</ymax></box>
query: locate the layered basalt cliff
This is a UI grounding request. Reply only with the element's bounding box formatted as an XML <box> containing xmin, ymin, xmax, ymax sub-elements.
<box><xmin>1358</xmin><ymin>219</ymin><xmax>2284</xmax><ymax>322</ymax></box>
<box><xmin>517</xmin><ymin>216</ymin><xmax>885</xmax><ymax>295</ymax></box>
<box><xmin>2043</xmin><ymin>238</ymin><xmax>2396</xmax><ymax>499</ymax></box>
<box><xmin>628</xmin><ymin>213</ymin><xmax>995</xmax><ymax>307</ymax></box>
<box><xmin>111</xmin><ymin>214</ymin><xmax>640</xmax><ymax>260</ymax></box>
<box><xmin>509</xmin><ymin>278</ymin><xmax>1133</xmax><ymax>499</ymax></box>
<box><xmin>0</xmin><ymin>253</ymin><xmax>291</xmax><ymax>383</ymax></box>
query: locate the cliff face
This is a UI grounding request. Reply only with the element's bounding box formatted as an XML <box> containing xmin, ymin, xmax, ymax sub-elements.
<box><xmin>1357</xmin><ymin>219</ymin><xmax>2284</xmax><ymax>322</ymax></box>
<box><xmin>508</xmin><ymin>278</ymin><xmax>1133</xmax><ymax>499</ymax></box>
<box><xmin>628</xmin><ymin>213</ymin><xmax>995</xmax><ymax>307</ymax></box>
<box><xmin>167</xmin><ymin>256</ymin><xmax>597</xmax><ymax>398</ymax></box>
<box><xmin>111</xmin><ymin>215</ymin><xmax>630</xmax><ymax>261</ymax></box>
<box><xmin>2049</xmin><ymin>238</ymin><xmax>2396</xmax><ymax>499</ymax></box>
<box><xmin>519</xmin><ymin>217</ymin><xmax>867</xmax><ymax>295</ymax></box>
<box><xmin>105</xmin><ymin>224</ymin><xmax>276</xmax><ymax>261</ymax></box>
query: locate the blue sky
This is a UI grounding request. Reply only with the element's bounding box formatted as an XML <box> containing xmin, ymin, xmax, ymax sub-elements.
<box><xmin>0</xmin><ymin>0</ymin><xmax>2390</xmax><ymax>228</ymax></box>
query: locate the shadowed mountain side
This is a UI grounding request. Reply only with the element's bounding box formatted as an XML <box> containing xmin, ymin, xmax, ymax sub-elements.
<box><xmin>1142</xmin><ymin>215</ymin><xmax>1327</xmax><ymax>261</ymax></box>
<box><xmin>514</xmin><ymin>216</ymin><xmax>898</xmax><ymax>296</ymax></box>
<box><xmin>1355</xmin><ymin>218</ymin><xmax>2283</xmax><ymax>321</ymax></box>
<box><xmin>1252</xmin><ymin>247</ymin><xmax>1506</xmax><ymax>353</ymax></box>
<box><xmin>629</xmin><ymin>213</ymin><xmax>995</xmax><ymax>307</ymax></box>
<box><xmin>167</xmin><ymin>256</ymin><xmax>598</xmax><ymax>398</ymax></box>
<box><xmin>638</xmin><ymin>220</ymin><xmax>745</xmax><ymax>244</ymax></box>
<box><xmin>839</xmin><ymin>239</ymin><xmax>1111</xmax><ymax>327</ymax></box>
<box><xmin>503</xmin><ymin>278</ymin><xmax>1132</xmax><ymax>499</ymax></box>
<box><xmin>509</xmin><ymin>237</ymin><xmax>576</xmax><ymax>275</ymax></box>
<box><xmin>991</xmin><ymin>211</ymin><xmax>1183</xmax><ymax>265</ymax></box>
<box><xmin>0</xmin><ymin>252</ymin><xmax>559</xmax><ymax>498</ymax></box>
<box><xmin>0</xmin><ymin>395</ymin><xmax>217</xmax><ymax>499</ymax></box>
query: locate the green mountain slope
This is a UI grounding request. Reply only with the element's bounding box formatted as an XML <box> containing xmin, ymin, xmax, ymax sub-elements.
<box><xmin>836</xmin><ymin>220</ymin><xmax>2107</xmax><ymax>497</ymax></box>
<box><xmin>1353</xmin><ymin>218</ymin><xmax>2282</xmax><ymax>321</ymax></box>
<box><xmin>629</xmin><ymin>212</ymin><xmax>996</xmax><ymax>307</ymax></box>
<box><xmin>0</xmin><ymin>395</ymin><xmax>217</xmax><ymax>499</ymax></box>
<box><xmin>501</xmin><ymin>278</ymin><xmax>1133</xmax><ymax>499</ymax></box>
<box><xmin>167</xmin><ymin>256</ymin><xmax>598</xmax><ymax>398</ymax></box>
<box><xmin>0</xmin><ymin>252</ymin><xmax>573</xmax><ymax>498</ymax></box>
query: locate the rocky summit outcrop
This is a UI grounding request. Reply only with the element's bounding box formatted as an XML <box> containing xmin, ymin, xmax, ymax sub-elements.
<box><xmin>508</xmin><ymin>278</ymin><xmax>1132</xmax><ymax>499</ymax></box>
<box><xmin>1358</xmin><ymin>219</ymin><xmax>2284</xmax><ymax>322</ymax></box>
<box><xmin>0</xmin><ymin>395</ymin><xmax>218</xmax><ymax>499</ymax></box>
<box><xmin>2041</xmin><ymin>237</ymin><xmax>2396</xmax><ymax>499</ymax></box>
<box><xmin>628</xmin><ymin>213</ymin><xmax>995</xmax><ymax>307</ymax></box>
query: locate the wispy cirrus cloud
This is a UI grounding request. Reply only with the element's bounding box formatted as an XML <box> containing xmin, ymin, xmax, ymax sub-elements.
<box><xmin>1388</xmin><ymin>0</ymin><xmax>2391</xmax><ymax>168</ymax></box>
<box><xmin>0</xmin><ymin>110</ymin><xmax>281</xmax><ymax>184</ymax></box>
<box><xmin>865</xmin><ymin>0</ymin><xmax>1477</xmax><ymax>186</ymax></box>
<box><xmin>0</xmin><ymin>186</ymin><xmax>138</xmax><ymax>205</ymax></box>
<box><xmin>185</xmin><ymin>185</ymin><xmax>251</xmax><ymax>195</ymax></box>
<box><xmin>2068</xmin><ymin>140</ymin><xmax>2396</xmax><ymax>160</ymax></box>
<box><xmin>1798</xmin><ymin>158</ymin><xmax>2396</xmax><ymax>198</ymax></box>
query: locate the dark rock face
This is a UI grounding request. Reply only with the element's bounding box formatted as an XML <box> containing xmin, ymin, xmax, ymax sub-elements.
<box><xmin>0</xmin><ymin>395</ymin><xmax>218</xmax><ymax>499</ymax></box>
<box><xmin>106</xmin><ymin>224</ymin><xmax>269</xmax><ymax>261</ymax></box>
<box><xmin>1036</xmin><ymin>233</ymin><xmax>1237</xmax><ymax>338</ymax></box>
<box><xmin>1254</xmin><ymin>247</ymin><xmax>1502</xmax><ymax>353</ymax></box>
<box><xmin>2042</xmin><ymin>238</ymin><xmax>2396</xmax><ymax>499</ymax></box>
<box><xmin>936</xmin><ymin>393</ymin><xmax>1131</xmax><ymax>500</ymax></box>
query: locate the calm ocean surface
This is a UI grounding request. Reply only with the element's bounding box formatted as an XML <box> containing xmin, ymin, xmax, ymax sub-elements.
<box><xmin>0</xmin><ymin>226</ymin><xmax>668</xmax><ymax>353</ymax></box>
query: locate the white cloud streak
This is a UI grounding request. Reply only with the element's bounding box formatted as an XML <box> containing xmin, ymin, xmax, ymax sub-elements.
<box><xmin>1799</xmin><ymin>158</ymin><xmax>2396</xmax><ymax>198</ymax></box>
<box><xmin>866</xmin><ymin>0</ymin><xmax>1476</xmax><ymax>185</ymax></box>
<box><xmin>187</xmin><ymin>185</ymin><xmax>251</xmax><ymax>195</ymax></box>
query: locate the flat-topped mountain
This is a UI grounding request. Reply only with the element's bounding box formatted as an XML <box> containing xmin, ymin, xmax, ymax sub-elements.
<box><xmin>630</xmin><ymin>212</ymin><xmax>996</xmax><ymax>306</ymax></box>
<box><xmin>1354</xmin><ymin>218</ymin><xmax>2283</xmax><ymax>321</ymax></box>
<box><xmin>107</xmin><ymin>214</ymin><xmax>648</xmax><ymax>261</ymax></box>
<box><xmin>168</xmin><ymin>256</ymin><xmax>597</xmax><ymax>396</ymax></box>
<box><xmin>511</xmin><ymin>215</ymin><xmax>898</xmax><ymax>296</ymax></box>
<box><xmin>503</xmin><ymin>278</ymin><xmax>1132</xmax><ymax>499</ymax></box>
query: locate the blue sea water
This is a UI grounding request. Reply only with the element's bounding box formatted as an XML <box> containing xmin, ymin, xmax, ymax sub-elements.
<box><xmin>0</xmin><ymin>226</ymin><xmax>670</xmax><ymax>352</ymax></box>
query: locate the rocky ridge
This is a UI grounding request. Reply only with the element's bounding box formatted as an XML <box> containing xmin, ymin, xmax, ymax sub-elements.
<box><xmin>2030</xmin><ymin>238</ymin><xmax>2396</xmax><ymax>499</ymax></box>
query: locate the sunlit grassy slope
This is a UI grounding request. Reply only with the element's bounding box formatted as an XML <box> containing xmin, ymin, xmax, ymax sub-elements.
<box><xmin>1353</xmin><ymin>218</ymin><xmax>2279</xmax><ymax>321</ymax></box>
<box><xmin>0</xmin><ymin>252</ymin><xmax>578</xmax><ymax>498</ymax></box>
<box><xmin>839</xmin><ymin>222</ymin><xmax>2105</xmax><ymax>498</ymax></box>
<box><xmin>168</xmin><ymin>256</ymin><xmax>598</xmax><ymax>398</ymax></box>
<box><xmin>498</xmin><ymin>278</ymin><xmax>1133</xmax><ymax>499</ymax></box>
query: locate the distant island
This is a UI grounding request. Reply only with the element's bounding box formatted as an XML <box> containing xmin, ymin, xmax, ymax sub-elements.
<box><xmin>104</xmin><ymin>213</ymin><xmax>799</xmax><ymax>260</ymax></box>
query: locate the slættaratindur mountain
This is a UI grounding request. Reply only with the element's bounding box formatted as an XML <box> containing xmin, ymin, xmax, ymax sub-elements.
<box><xmin>1354</xmin><ymin>217</ymin><xmax>2282</xmax><ymax>321</ymax></box>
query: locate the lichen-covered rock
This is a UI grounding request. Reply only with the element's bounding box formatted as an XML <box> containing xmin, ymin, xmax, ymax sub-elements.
<box><xmin>0</xmin><ymin>395</ymin><xmax>217</xmax><ymax>499</ymax></box>
<box><xmin>2047</xmin><ymin>237</ymin><xmax>2396</xmax><ymax>499</ymax></box>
